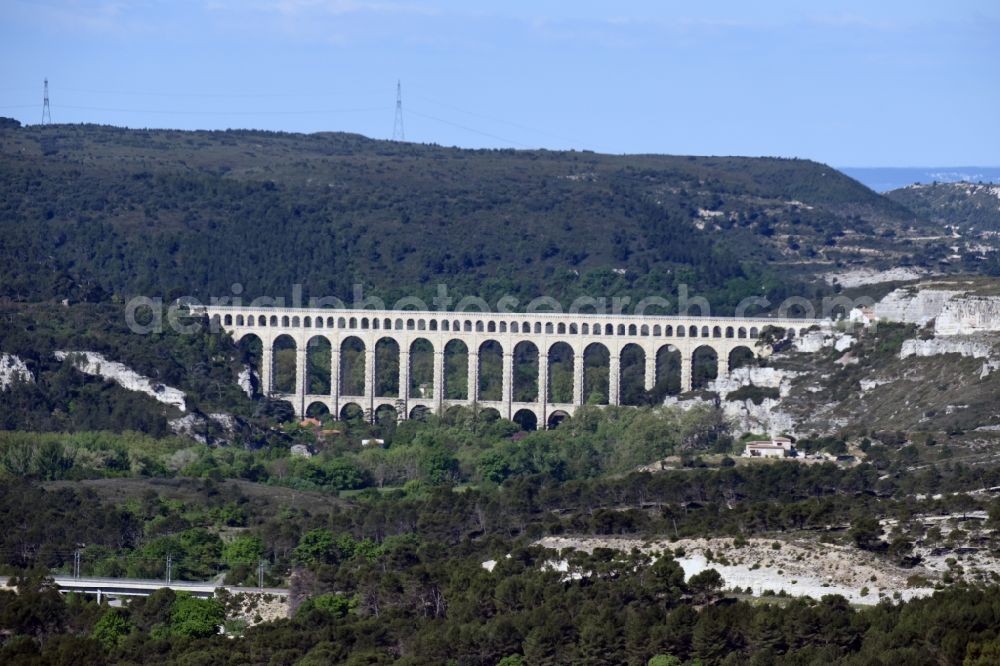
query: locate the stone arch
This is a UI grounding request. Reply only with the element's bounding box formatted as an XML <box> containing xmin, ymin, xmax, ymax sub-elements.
<box><xmin>514</xmin><ymin>340</ymin><xmax>539</xmax><ymax>402</ymax></box>
<box><xmin>224</xmin><ymin>314</ymin><xmax>233</xmax><ymax>326</ymax></box>
<box><xmin>430</xmin><ymin>320</ymin><xmax>438</xmax><ymax>331</ymax></box>
<box><xmin>513</xmin><ymin>408</ymin><xmax>538</xmax><ymax>431</ymax></box>
<box><xmin>583</xmin><ymin>342</ymin><xmax>610</xmax><ymax>405</ymax></box>
<box><xmin>654</xmin><ymin>344</ymin><xmax>681</xmax><ymax>399</ymax></box>
<box><xmin>499</xmin><ymin>321</ymin><xmax>507</xmax><ymax>333</ymax></box>
<box><xmin>409</xmin><ymin>405</ymin><xmax>430</xmax><ymax>421</ymax></box>
<box><xmin>665</xmin><ymin>325</ymin><xmax>673</xmax><ymax>336</ymax></box>
<box><xmin>418</xmin><ymin>319</ymin><xmax>427</xmax><ymax>331</ymax></box>
<box><xmin>619</xmin><ymin>343</ymin><xmax>646</xmax><ymax>406</ymax></box>
<box><xmin>339</xmin><ymin>402</ymin><xmax>364</xmax><ymax>422</ymax></box>
<box><xmin>750</xmin><ymin>327</ymin><xmax>759</xmax><ymax>338</ymax></box>
<box><xmin>547</xmin><ymin>341</ymin><xmax>574</xmax><ymax>403</ymax></box>
<box><xmin>305</xmin><ymin>401</ymin><xmax>330</xmax><ymax>419</ymax></box>
<box><xmin>444</xmin><ymin>339</ymin><xmax>469</xmax><ymax>400</ymax></box>
<box><xmin>306</xmin><ymin>335</ymin><xmax>332</xmax><ymax>395</ymax></box>
<box><xmin>692</xmin><ymin>345</ymin><xmax>718</xmax><ymax>390</ymax></box>
<box><xmin>374</xmin><ymin>404</ymin><xmax>398</xmax><ymax>427</ymax></box>
<box><xmin>738</xmin><ymin>327</ymin><xmax>747</xmax><ymax>339</ymax></box>
<box><xmin>374</xmin><ymin>338</ymin><xmax>400</xmax><ymax>397</ymax></box>
<box><xmin>480</xmin><ymin>407</ymin><xmax>502</xmax><ymax>422</ymax></box>
<box><xmin>236</xmin><ymin>314</ymin><xmax>245</xmax><ymax>326</ymax></box>
<box><xmin>270</xmin><ymin>315</ymin><xmax>278</xmax><ymax>326</ymax></box>
<box><xmin>272</xmin><ymin>334</ymin><xmax>297</xmax><ymax>394</ymax></box>
<box><xmin>689</xmin><ymin>325</ymin><xmax>698</xmax><ymax>337</ymax></box>
<box><xmin>581</xmin><ymin>323</ymin><xmax>589</xmax><ymax>335</ymax></box>
<box><xmin>281</xmin><ymin>315</ymin><xmax>290</xmax><ymax>327</ymax></box>
<box><xmin>628</xmin><ymin>324</ymin><xmax>638</xmax><ymax>335</ymax></box>
<box><xmin>476</xmin><ymin>321</ymin><xmax>485</xmax><ymax>332</ymax></box>
<box><xmin>464</xmin><ymin>320</ymin><xmax>473</xmax><ymax>332</ymax></box>
<box><xmin>547</xmin><ymin>410</ymin><xmax>570</xmax><ymax>430</ymax></box>
<box><xmin>260</xmin><ymin>315</ymin><xmax>268</xmax><ymax>326</ymax></box>
<box><xmin>236</xmin><ymin>333</ymin><xmax>263</xmax><ymax>397</ymax></box>
<box><xmin>339</xmin><ymin>336</ymin><xmax>366</xmax><ymax>396</ymax></box>
<box><xmin>545</xmin><ymin>322</ymin><xmax>554</xmax><ymax>334</ymax></box>
<box><xmin>569</xmin><ymin>323</ymin><xmax>578</xmax><ymax>335</ymax></box>
<box><xmin>712</xmin><ymin>326</ymin><xmax>722</xmax><ymax>338</ymax></box>
<box><xmin>557</xmin><ymin>323</ymin><xmax>566</xmax><ymax>334</ymax></box>
<box><xmin>488</xmin><ymin>321</ymin><xmax>497</xmax><ymax>333</ymax></box>
<box><xmin>511</xmin><ymin>322</ymin><xmax>520</xmax><ymax>334</ymax></box>
<box><xmin>383</xmin><ymin>317</ymin><xmax>392</xmax><ymax>330</ymax></box>
<box><xmin>442</xmin><ymin>320</ymin><xmax>451</xmax><ymax>331</ymax></box>
<box><xmin>534</xmin><ymin>322</ymin><xmax>542</xmax><ymax>334</ymax></box>
<box><xmin>303</xmin><ymin>316</ymin><xmax>312</xmax><ymax>328</ymax></box>
<box><xmin>314</xmin><ymin>317</ymin><xmax>323</xmax><ymax>329</ymax></box>
<box><xmin>360</xmin><ymin>317</ymin><xmax>370</xmax><ymax>330</ymax></box>
<box><xmin>729</xmin><ymin>346</ymin><xmax>755</xmax><ymax>371</ymax></box>
<box><xmin>479</xmin><ymin>340</ymin><xmax>504</xmax><ymax>401</ymax></box>
<box><xmin>409</xmin><ymin>338</ymin><xmax>434</xmax><ymax>399</ymax></box>
<box><xmin>605</xmin><ymin>323</ymin><xmax>614</xmax><ymax>335</ymax></box>
<box><xmin>617</xmin><ymin>324</ymin><xmax>626</xmax><ymax>336</ymax></box>
<box><xmin>725</xmin><ymin>326</ymin><xmax>734</xmax><ymax>338</ymax></box>
<box><xmin>338</xmin><ymin>316</ymin><xmax>346</xmax><ymax>328</ymax></box>
<box><xmin>326</xmin><ymin>317</ymin><xmax>335</xmax><ymax>327</ymax></box>
<box><xmin>349</xmin><ymin>317</ymin><xmax>357</xmax><ymax>329</ymax></box>
<box><xmin>701</xmin><ymin>326</ymin><xmax>710</xmax><ymax>337</ymax></box>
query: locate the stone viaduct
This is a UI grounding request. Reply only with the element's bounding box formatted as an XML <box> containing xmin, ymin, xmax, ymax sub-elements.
<box><xmin>199</xmin><ymin>306</ymin><xmax>824</xmax><ymax>429</ymax></box>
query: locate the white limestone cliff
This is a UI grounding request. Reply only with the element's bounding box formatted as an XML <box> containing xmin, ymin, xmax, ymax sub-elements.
<box><xmin>0</xmin><ymin>353</ymin><xmax>32</xmax><ymax>390</ymax></box>
<box><xmin>55</xmin><ymin>351</ymin><xmax>187</xmax><ymax>411</ymax></box>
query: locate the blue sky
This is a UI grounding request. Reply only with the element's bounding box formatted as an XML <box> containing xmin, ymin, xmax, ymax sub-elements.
<box><xmin>1</xmin><ymin>0</ymin><xmax>997</xmax><ymax>166</ymax></box>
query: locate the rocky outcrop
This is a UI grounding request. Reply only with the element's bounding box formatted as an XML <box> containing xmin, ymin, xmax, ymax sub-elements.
<box><xmin>55</xmin><ymin>350</ymin><xmax>187</xmax><ymax>411</ymax></box>
<box><xmin>874</xmin><ymin>284</ymin><xmax>1000</xmax><ymax>335</ymax></box>
<box><xmin>710</xmin><ymin>366</ymin><xmax>799</xmax><ymax>398</ymax></box>
<box><xmin>720</xmin><ymin>397</ymin><xmax>797</xmax><ymax>437</ymax></box>
<box><xmin>0</xmin><ymin>353</ymin><xmax>32</xmax><ymax>390</ymax></box>
<box><xmin>793</xmin><ymin>330</ymin><xmax>856</xmax><ymax>353</ymax></box>
<box><xmin>238</xmin><ymin>366</ymin><xmax>257</xmax><ymax>398</ymax></box>
<box><xmin>168</xmin><ymin>412</ymin><xmax>239</xmax><ymax>445</ymax></box>
<box><xmin>874</xmin><ymin>288</ymin><xmax>962</xmax><ymax>327</ymax></box>
<box><xmin>900</xmin><ymin>336</ymin><xmax>994</xmax><ymax>360</ymax></box>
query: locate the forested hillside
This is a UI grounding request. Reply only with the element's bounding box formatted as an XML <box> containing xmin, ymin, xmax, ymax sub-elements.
<box><xmin>0</xmin><ymin>119</ymin><xmax>961</xmax><ymax>313</ymax></box>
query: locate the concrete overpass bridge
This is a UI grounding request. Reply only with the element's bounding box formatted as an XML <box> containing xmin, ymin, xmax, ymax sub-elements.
<box><xmin>199</xmin><ymin>306</ymin><xmax>825</xmax><ymax>429</ymax></box>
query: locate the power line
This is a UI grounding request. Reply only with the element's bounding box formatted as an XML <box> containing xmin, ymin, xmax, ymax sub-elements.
<box><xmin>406</xmin><ymin>106</ymin><xmax>531</xmax><ymax>148</ymax></box>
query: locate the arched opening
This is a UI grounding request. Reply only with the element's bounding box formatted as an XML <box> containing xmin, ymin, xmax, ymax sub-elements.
<box><xmin>583</xmin><ymin>342</ymin><xmax>610</xmax><ymax>405</ymax></box>
<box><xmin>514</xmin><ymin>341</ymin><xmax>539</xmax><ymax>402</ymax></box>
<box><xmin>547</xmin><ymin>410</ymin><xmax>570</xmax><ymax>430</ymax></box>
<box><xmin>444</xmin><ymin>339</ymin><xmax>469</xmax><ymax>400</ymax></box>
<box><xmin>374</xmin><ymin>404</ymin><xmax>398</xmax><ymax>428</ymax></box>
<box><xmin>409</xmin><ymin>339</ymin><xmax>434</xmax><ymax>400</ymax></box>
<box><xmin>306</xmin><ymin>336</ymin><xmax>331</xmax><ymax>395</ymax></box>
<box><xmin>340</xmin><ymin>337</ymin><xmax>366</xmax><ymax>396</ymax></box>
<box><xmin>738</xmin><ymin>327</ymin><xmax>747</xmax><ymax>339</ymax></box>
<box><xmin>654</xmin><ymin>344</ymin><xmax>682</xmax><ymax>399</ymax></box>
<box><xmin>409</xmin><ymin>405</ymin><xmax>430</xmax><ymax>421</ymax></box>
<box><xmin>281</xmin><ymin>316</ymin><xmax>290</xmax><ymax>327</ymax></box>
<box><xmin>374</xmin><ymin>338</ymin><xmax>399</xmax><ymax>398</ymax></box>
<box><xmin>305</xmin><ymin>402</ymin><xmax>330</xmax><ymax>419</ymax></box>
<box><xmin>547</xmin><ymin>342</ymin><xmax>574</xmax><ymax>403</ymax></box>
<box><xmin>237</xmin><ymin>315</ymin><xmax>245</xmax><ymax>326</ymax></box>
<box><xmin>692</xmin><ymin>345</ymin><xmax>718</xmax><ymax>390</ymax></box>
<box><xmin>729</xmin><ymin>346</ymin><xmax>755</xmax><ymax>371</ymax></box>
<box><xmin>749</xmin><ymin>327</ymin><xmax>759</xmax><ymax>338</ymax></box>
<box><xmin>513</xmin><ymin>408</ymin><xmax>537</xmax><ymax>432</ymax></box>
<box><xmin>272</xmin><ymin>335</ymin><xmax>297</xmax><ymax>394</ymax></box>
<box><xmin>619</xmin><ymin>343</ymin><xmax>647</xmax><ymax>406</ymax></box>
<box><xmin>236</xmin><ymin>333</ymin><xmax>263</xmax><ymax>397</ymax></box>
<box><xmin>339</xmin><ymin>402</ymin><xmax>364</xmax><ymax>422</ymax></box>
<box><xmin>480</xmin><ymin>407</ymin><xmax>501</xmax><ymax>422</ymax></box>
<box><xmin>478</xmin><ymin>340</ymin><xmax>503</xmax><ymax>402</ymax></box>
<box><xmin>223</xmin><ymin>314</ymin><xmax>233</xmax><ymax>326</ymax></box>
